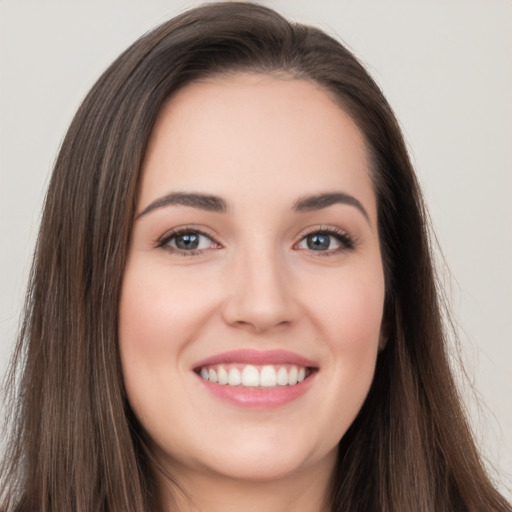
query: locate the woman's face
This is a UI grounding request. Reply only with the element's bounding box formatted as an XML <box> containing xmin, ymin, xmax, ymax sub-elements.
<box><xmin>119</xmin><ymin>73</ymin><xmax>385</xmax><ymax>484</ymax></box>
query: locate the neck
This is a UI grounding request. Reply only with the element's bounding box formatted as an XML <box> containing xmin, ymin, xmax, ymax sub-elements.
<box><xmin>156</xmin><ymin>453</ymin><xmax>335</xmax><ymax>512</ymax></box>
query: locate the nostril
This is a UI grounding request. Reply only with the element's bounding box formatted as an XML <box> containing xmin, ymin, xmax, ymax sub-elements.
<box><xmin>221</xmin><ymin>292</ymin><xmax>298</xmax><ymax>333</ymax></box>
<box><xmin>229</xmin><ymin>317</ymin><xmax>292</xmax><ymax>334</ymax></box>
<box><xmin>219</xmin><ymin>254</ymin><xmax>299</xmax><ymax>330</ymax></box>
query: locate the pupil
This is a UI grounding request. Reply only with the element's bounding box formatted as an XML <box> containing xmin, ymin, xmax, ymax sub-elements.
<box><xmin>176</xmin><ymin>233</ymin><xmax>199</xmax><ymax>250</ymax></box>
<box><xmin>308</xmin><ymin>234</ymin><xmax>329</xmax><ymax>250</ymax></box>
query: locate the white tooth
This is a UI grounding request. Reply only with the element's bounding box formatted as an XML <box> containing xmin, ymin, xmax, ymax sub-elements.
<box><xmin>208</xmin><ymin>368</ymin><xmax>218</xmax><ymax>383</ymax></box>
<box><xmin>200</xmin><ymin>367</ymin><xmax>209</xmax><ymax>381</ymax></box>
<box><xmin>228</xmin><ymin>367</ymin><xmax>242</xmax><ymax>386</ymax></box>
<box><xmin>288</xmin><ymin>366</ymin><xmax>298</xmax><ymax>385</ymax></box>
<box><xmin>297</xmin><ymin>367</ymin><xmax>306</xmax><ymax>383</ymax></box>
<box><xmin>242</xmin><ymin>365</ymin><xmax>260</xmax><ymax>387</ymax></box>
<box><xmin>260</xmin><ymin>365</ymin><xmax>277</xmax><ymax>387</ymax></box>
<box><xmin>276</xmin><ymin>367</ymin><xmax>289</xmax><ymax>386</ymax></box>
<box><xmin>217</xmin><ymin>366</ymin><xmax>228</xmax><ymax>385</ymax></box>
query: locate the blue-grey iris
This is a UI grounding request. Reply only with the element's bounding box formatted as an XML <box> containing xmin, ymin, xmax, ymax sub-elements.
<box><xmin>175</xmin><ymin>233</ymin><xmax>200</xmax><ymax>250</ymax></box>
<box><xmin>307</xmin><ymin>233</ymin><xmax>330</xmax><ymax>250</ymax></box>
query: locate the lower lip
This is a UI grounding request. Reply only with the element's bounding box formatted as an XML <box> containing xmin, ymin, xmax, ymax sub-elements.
<box><xmin>196</xmin><ymin>372</ymin><xmax>316</xmax><ymax>409</ymax></box>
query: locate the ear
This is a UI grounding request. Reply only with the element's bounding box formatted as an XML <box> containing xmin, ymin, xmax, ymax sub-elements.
<box><xmin>378</xmin><ymin>321</ymin><xmax>389</xmax><ymax>352</ymax></box>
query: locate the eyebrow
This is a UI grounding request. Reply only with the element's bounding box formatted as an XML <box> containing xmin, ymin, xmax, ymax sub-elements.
<box><xmin>136</xmin><ymin>190</ymin><xmax>369</xmax><ymax>222</ymax></box>
<box><xmin>136</xmin><ymin>192</ymin><xmax>228</xmax><ymax>218</ymax></box>
<box><xmin>293</xmin><ymin>192</ymin><xmax>369</xmax><ymax>222</ymax></box>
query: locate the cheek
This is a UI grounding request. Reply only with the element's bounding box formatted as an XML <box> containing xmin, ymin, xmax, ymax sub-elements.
<box><xmin>118</xmin><ymin>262</ymin><xmax>200</xmax><ymax>406</ymax></box>
<box><xmin>118</xmin><ymin>257</ymin><xmax>228</xmax><ymax>409</ymax></box>
<box><xmin>119</xmin><ymin>270</ymin><xmax>177</xmax><ymax>364</ymax></box>
<box><xmin>119</xmin><ymin>261</ymin><xmax>213</xmax><ymax>355</ymax></box>
<box><xmin>308</xmin><ymin>263</ymin><xmax>385</xmax><ymax>352</ymax></box>
<box><xmin>302</xmin><ymin>262</ymin><xmax>385</xmax><ymax>431</ymax></box>
<box><xmin>118</xmin><ymin>260</ymin><xmax>220</xmax><ymax>442</ymax></box>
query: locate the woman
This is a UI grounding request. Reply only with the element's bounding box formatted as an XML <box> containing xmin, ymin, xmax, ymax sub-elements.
<box><xmin>1</xmin><ymin>2</ymin><xmax>510</xmax><ymax>511</ymax></box>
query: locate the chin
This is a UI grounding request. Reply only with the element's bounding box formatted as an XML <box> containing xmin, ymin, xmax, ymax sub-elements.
<box><xmin>164</xmin><ymin>428</ymin><xmax>338</xmax><ymax>484</ymax></box>
<box><xmin>199</xmin><ymin>450</ymin><xmax>325</xmax><ymax>482</ymax></box>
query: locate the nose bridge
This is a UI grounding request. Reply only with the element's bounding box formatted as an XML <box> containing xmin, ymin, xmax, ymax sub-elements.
<box><xmin>222</xmin><ymin>234</ymin><xmax>296</xmax><ymax>332</ymax></box>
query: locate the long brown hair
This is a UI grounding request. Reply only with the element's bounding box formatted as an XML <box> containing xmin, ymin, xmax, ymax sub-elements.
<box><xmin>1</xmin><ymin>3</ymin><xmax>510</xmax><ymax>511</ymax></box>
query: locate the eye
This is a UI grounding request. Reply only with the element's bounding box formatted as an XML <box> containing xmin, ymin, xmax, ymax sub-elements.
<box><xmin>158</xmin><ymin>228</ymin><xmax>220</xmax><ymax>254</ymax></box>
<box><xmin>296</xmin><ymin>229</ymin><xmax>355</xmax><ymax>253</ymax></box>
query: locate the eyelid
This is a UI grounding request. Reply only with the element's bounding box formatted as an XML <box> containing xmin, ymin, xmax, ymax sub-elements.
<box><xmin>155</xmin><ymin>224</ymin><xmax>357</xmax><ymax>256</ymax></box>
<box><xmin>156</xmin><ymin>225</ymin><xmax>222</xmax><ymax>255</ymax></box>
<box><xmin>293</xmin><ymin>225</ymin><xmax>357</xmax><ymax>253</ymax></box>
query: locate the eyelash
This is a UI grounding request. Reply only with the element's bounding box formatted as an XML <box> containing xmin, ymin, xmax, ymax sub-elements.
<box><xmin>157</xmin><ymin>225</ymin><xmax>357</xmax><ymax>256</ymax></box>
<box><xmin>157</xmin><ymin>226</ymin><xmax>219</xmax><ymax>256</ymax></box>
<box><xmin>295</xmin><ymin>226</ymin><xmax>357</xmax><ymax>255</ymax></box>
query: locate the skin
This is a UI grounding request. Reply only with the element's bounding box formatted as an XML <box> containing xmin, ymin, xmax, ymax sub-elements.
<box><xmin>119</xmin><ymin>73</ymin><xmax>386</xmax><ymax>512</ymax></box>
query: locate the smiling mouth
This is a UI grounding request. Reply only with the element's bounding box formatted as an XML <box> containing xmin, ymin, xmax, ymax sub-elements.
<box><xmin>195</xmin><ymin>364</ymin><xmax>314</xmax><ymax>388</ymax></box>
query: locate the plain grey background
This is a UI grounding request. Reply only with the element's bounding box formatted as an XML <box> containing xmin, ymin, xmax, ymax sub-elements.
<box><xmin>1</xmin><ymin>0</ymin><xmax>510</xmax><ymax>497</ymax></box>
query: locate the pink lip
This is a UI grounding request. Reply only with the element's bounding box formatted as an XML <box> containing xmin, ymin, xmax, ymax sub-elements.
<box><xmin>198</xmin><ymin>376</ymin><xmax>316</xmax><ymax>409</ymax></box>
<box><xmin>193</xmin><ymin>349</ymin><xmax>318</xmax><ymax>409</ymax></box>
<box><xmin>193</xmin><ymin>349</ymin><xmax>317</xmax><ymax>370</ymax></box>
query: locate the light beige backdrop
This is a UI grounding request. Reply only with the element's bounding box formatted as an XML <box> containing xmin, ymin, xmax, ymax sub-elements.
<box><xmin>1</xmin><ymin>0</ymin><xmax>510</xmax><ymax>497</ymax></box>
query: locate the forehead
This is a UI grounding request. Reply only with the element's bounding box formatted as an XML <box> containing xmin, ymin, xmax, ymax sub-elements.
<box><xmin>140</xmin><ymin>73</ymin><xmax>376</xmax><ymax>219</ymax></box>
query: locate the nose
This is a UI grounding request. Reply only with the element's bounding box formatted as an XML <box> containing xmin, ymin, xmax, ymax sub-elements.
<box><xmin>221</xmin><ymin>246</ymin><xmax>299</xmax><ymax>334</ymax></box>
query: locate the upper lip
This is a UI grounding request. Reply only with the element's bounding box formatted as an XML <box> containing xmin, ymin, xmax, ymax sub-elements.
<box><xmin>193</xmin><ymin>349</ymin><xmax>317</xmax><ymax>369</ymax></box>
